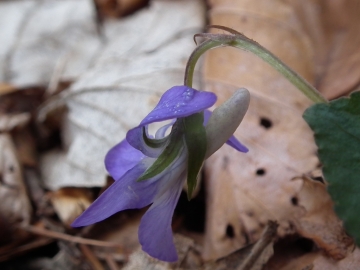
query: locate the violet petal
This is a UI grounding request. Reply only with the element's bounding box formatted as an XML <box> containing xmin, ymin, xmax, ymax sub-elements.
<box><xmin>226</xmin><ymin>136</ymin><xmax>249</xmax><ymax>152</ymax></box>
<box><xmin>126</xmin><ymin>126</ymin><xmax>167</xmax><ymax>158</ymax></box>
<box><xmin>127</xmin><ymin>86</ymin><xmax>216</xmax><ymax>153</ymax></box>
<box><xmin>72</xmin><ymin>159</ymin><xmax>159</xmax><ymax>227</ymax></box>
<box><xmin>138</xmin><ymin>171</ymin><xmax>185</xmax><ymax>262</ymax></box>
<box><xmin>105</xmin><ymin>139</ymin><xmax>145</xmax><ymax>180</ymax></box>
<box><xmin>140</xmin><ymin>86</ymin><xmax>217</xmax><ymax>125</ymax></box>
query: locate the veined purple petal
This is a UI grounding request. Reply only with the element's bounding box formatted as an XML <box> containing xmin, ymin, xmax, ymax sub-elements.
<box><xmin>127</xmin><ymin>86</ymin><xmax>216</xmax><ymax>154</ymax></box>
<box><xmin>140</xmin><ymin>86</ymin><xmax>216</xmax><ymax>126</ymax></box>
<box><xmin>105</xmin><ymin>139</ymin><xmax>145</xmax><ymax>180</ymax></box>
<box><xmin>204</xmin><ymin>110</ymin><xmax>248</xmax><ymax>153</ymax></box>
<box><xmin>226</xmin><ymin>136</ymin><xmax>248</xmax><ymax>152</ymax></box>
<box><xmin>203</xmin><ymin>109</ymin><xmax>212</xmax><ymax>125</ymax></box>
<box><xmin>138</xmin><ymin>171</ymin><xmax>185</xmax><ymax>262</ymax></box>
<box><xmin>72</xmin><ymin>159</ymin><xmax>159</xmax><ymax>227</ymax></box>
<box><xmin>126</xmin><ymin>126</ymin><xmax>166</xmax><ymax>158</ymax></box>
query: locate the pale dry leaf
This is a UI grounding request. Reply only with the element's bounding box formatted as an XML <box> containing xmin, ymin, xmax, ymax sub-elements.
<box><xmin>291</xmin><ymin>176</ymin><xmax>353</xmax><ymax>260</ymax></box>
<box><xmin>0</xmin><ymin>0</ymin><xmax>102</xmax><ymax>87</ymax></box>
<box><xmin>205</xmin><ymin>221</ymin><xmax>277</xmax><ymax>270</ymax></box>
<box><xmin>40</xmin><ymin>0</ymin><xmax>205</xmax><ymax>190</ymax></box>
<box><xmin>276</xmin><ymin>248</ymin><xmax>360</xmax><ymax>270</ymax></box>
<box><xmin>88</xmin><ymin>211</ymin><xmax>144</xmax><ymax>260</ymax></box>
<box><xmin>123</xmin><ymin>234</ymin><xmax>197</xmax><ymax>270</ymax></box>
<box><xmin>0</xmin><ymin>0</ymin><xmax>35</xmax><ymax>83</ymax></box>
<box><xmin>95</xmin><ymin>0</ymin><xmax>149</xmax><ymax>18</ymax></box>
<box><xmin>0</xmin><ymin>83</ymin><xmax>16</xmax><ymax>96</ymax></box>
<box><xmin>0</xmin><ymin>113</ymin><xmax>30</xmax><ymax>132</ymax></box>
<box><xmin>48</xmin><ymin>188</ymin><xmax>93</xmax><ymax>226</ymax></box>
<box><xmin>292</xmin><ymin>0</ymin><xmax>360</xmax><ymax>99</ymax></box>
<box><xmin>203</xmin><ymin>0</ymin><xmax>321</xmax><ymax>260</ymax></box>
<box><xmin>312</xmin><ymin>248</ymin><xmax>360</xmax><ymax>270</ymax></box>
<box><xmin>0</xmin><ymin>133</ymin><xmax>31</xmax><ymax>225</ymax></box>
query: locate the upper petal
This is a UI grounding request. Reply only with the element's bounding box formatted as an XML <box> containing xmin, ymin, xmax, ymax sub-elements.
<box><xmin>127</xmin><ymin>86</ymin><xmax>216</xmax><ymax>154</ymax></box>
<box><xmin>105</xmin><ymin>139</ymin><xmax>145</xmax><ymax>180</ymax></box>
<box><xmin>140</xmin><ymin>86</ymin><xmax>217</xmax><ymax>126</ymax></box>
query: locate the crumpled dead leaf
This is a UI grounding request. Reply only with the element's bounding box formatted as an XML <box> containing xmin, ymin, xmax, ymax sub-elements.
<box><xmin>123</xmin><ymin>234</ymin><xmax>201</xmax><ymax>270</ymax></box>
<box><xmin>0</xmin><ymin>134</ymin><xmax>31</xmax><ymax>226</ymax></box>
<box><xmin>291</xmin><ymin>176</ymin><xmax>353</xmax><ymax>260</ymax></box>
<box><xmin>205</xmin><ymin>221</ymin><xmax>278</xmax><ymax>270</ymax></box>
<box><xmin>95</xmin><ymin>0</ymin><xmax>149</xmax><ymax>18</ymax></box>
<box><xmin>202</xmin><ymin>0</ymin><xmax>357</xmax><ymax>261</ymax></box>
<box><xmin>275</xmin><ymin>248</ymin><xmax>360</xmax><ymax>270</ymax></box>
<box><xmin>292</xmin><ymin>0</ymin><xmax>360</xmax><ymax>99</ymax></box>
<box><xmin>48</xmin><ymin>188</ymin><xmax>93</xmax><ymax>226</ymax></box>
<box><xmin>39</xmin><ymin>0</ymin><xmax>205</xmax><ymax>190</ymax></box>
<box><xmin>0</xmin><ymin>0</ymin><xmax>102</xmax><ymax>87</ymax></box>
<box><xmin>0</xmin><ymin>113</ymin><xmax>30</xmax><ymax>132</ymax></box>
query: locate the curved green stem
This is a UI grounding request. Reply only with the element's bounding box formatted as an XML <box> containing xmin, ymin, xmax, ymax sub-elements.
<box><xmin>184</xmin><ymin>40</ymin><xmax>223</xmax><ymax>88</ymax></box>
<box><xmin>184</xmin><ymin>33</ymin><xmax>328</xmax><ymax>104</ymax></box>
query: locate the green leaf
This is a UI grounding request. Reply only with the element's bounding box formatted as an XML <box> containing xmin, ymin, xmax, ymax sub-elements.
<box><xmin>303</xmin><ymin>91</ymin><xmax>360</xmax><ymax>244</ymax></box>
<box><xmin>137</xmin><ymin>124</ymin><xmax>183</xmax><ymax>182</ymax></box>
<box><xmin>182</xmin><ymin>113</ymin><xmax>207</xmax><ymax>200</ymax></box>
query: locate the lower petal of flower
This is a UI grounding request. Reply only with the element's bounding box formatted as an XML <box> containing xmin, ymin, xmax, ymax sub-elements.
<box><xmin>72</xmin><ymin>159</ymin><xmax>159</xmax><ymax>227</ymax></box>
<box><xmin>138</xmin><ymin>170</ymin><xmax>185</xmax><ymax>262</ymax></box>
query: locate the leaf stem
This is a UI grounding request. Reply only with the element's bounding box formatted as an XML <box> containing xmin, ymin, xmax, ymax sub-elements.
<box><xmin>184</xmin><ymin>29</ymin><xmax>328</xmax><ymax>104</ymax></box>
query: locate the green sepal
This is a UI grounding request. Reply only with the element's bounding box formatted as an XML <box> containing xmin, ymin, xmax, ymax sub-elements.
<box><xmin>142</xmin><ymin>127</ymin><xmax>168</xmax><ymax>148</ymax></box>
<box><xmin>137</xmin><ymin>123</ymin><xmax>183</xmax><ymax>182</ymax></box>
<box><xmin>182</xmin><ymin>113</ymin><xmax>207</xmax><ymax>200</ymax></box>
<box><xmin>303</xmin><ymin>91</ymin><xmax>360</xmax><ymax>245</ymax></box>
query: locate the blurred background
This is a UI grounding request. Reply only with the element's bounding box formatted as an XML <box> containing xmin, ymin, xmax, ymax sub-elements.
<box><xmin>1</xmin><ymin>0</ymin><xmax>360</xmax><ymax>269</ymax></box>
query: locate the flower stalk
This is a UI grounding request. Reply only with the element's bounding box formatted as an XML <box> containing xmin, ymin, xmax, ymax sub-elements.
<box><xmin>184</xmin><ymin>25</ymin><xmax>328</xmax><ymax>104</ymax></box>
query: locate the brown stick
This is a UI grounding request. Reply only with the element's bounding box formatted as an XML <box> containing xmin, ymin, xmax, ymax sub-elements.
<box><xmin>22</xmin><ymin>225</ymin><xmax>123</xmax><ymax>248</ymax></box>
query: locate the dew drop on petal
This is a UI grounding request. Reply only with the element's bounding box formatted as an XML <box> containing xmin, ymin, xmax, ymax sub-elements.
<box><xmin>182</xmin><ymin>89</ymin><xmax>194</xmax><ymax>101</ymax></box>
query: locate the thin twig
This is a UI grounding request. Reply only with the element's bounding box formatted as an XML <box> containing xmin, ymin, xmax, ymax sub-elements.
<box><xmin>80</xmin><ymin>244</ymin><xmax>105</xmax><ymax>270</ymax></box>
<box><xmin>0</xmin><ymin>238</ymin><xmax>54</xmax><ymax>262</ymax></box>
<box><xmin>22</xmin><ymin>225</ymin><xmax>123</xmax><ymax>248</ymax></box>
<box><xmin>105</xmin><ymin>254</ymin><xmax>121</xmax><ymax>270</ymax></box>
<box><xmin>238</xmin><ymin>220</ymin><xmax>278</xmax><ymax>270</ymax></box>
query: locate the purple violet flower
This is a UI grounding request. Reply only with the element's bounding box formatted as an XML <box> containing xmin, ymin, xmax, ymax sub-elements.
<box><xmin>72</xmin><ymin>85</ymin><xmax>250</xmax><ymax>262</ymax></box>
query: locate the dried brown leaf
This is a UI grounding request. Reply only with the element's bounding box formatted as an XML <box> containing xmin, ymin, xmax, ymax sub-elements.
<box><xmin>0</xmin><ymin>133</ymin><xmax>31</xmax><ymax>226</ymax></box>
<box><xmin>275</xmin><ymin>248</ymin><xmax>360</xmax><ymax>270</ymax></box>
<box><xmin>291</xmin><ymin>176</ymin><xmax>354</xmax><ymax>260</ymax></box>
<box><xmin>293</xmin><ymin>0</ymin><xmax>360</xmax><ymax>98</ymax></box>
<box><xmin>0</xmin><ymin>83</ymin><xmax>16</xmax><ymax>96</ymax></box>
<box><xmin>205</xmin><ymin>221</ymin><xmax>278</xmax><ymax>270</ymax></box>
<box><xmin>203</xmin><ymin>95</ymin><xmax>316</xmax><ymax>259</ymax></box>
<box><xmin>0</xmin><ymin>113</ymin><xmax>30</xmax><ymax>132</ymax></box>
<box><xmin>202</xmin><ymin>0</ymin><xmax>356</xmax><ymax>261</ymax></box>
<box><xmin>49</xmin><ymin>188</ymin><xmax>93</xmax><ymax>226</ymax></box>
<box><xmin>0</xmin><ymin>0</ymin><xmax>101</xmax><ymax>87</ymax></box>
<box><xmin>123</xmin><ymin>234</ymin><xmax>199</xmax><ymax>270</ymax></box>
<box><xmin>95</xmin><ymin>0</ymin><xmax>149</xmax><ymax>18</ymax></box>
